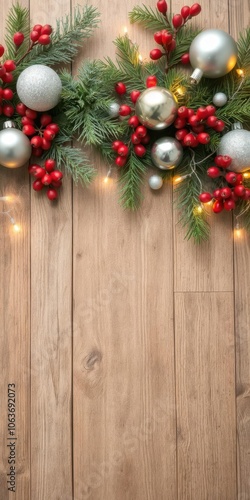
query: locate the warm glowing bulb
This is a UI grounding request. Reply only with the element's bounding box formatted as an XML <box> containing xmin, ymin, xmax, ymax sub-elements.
<box><xmin>138</xmin><ymin>54</ymin><xmax>143</xmax><ymax>62</ymax></box>
<box><xmin>13</xmin><ymin>224</ymin><xmax>21</xmax><ymax>233</ymax></box>
<box><xmin>176</xmin><ymin>86</ymin><xmax>186</xmax><ymax>96</ymax></box>
<box><xmin>104</xmin><ymin>177</ymin><xmax>109</xmax><ymax>184</ymax></box>
<box><xmin>173</xmin><ymin>176</ymin><xmax>183</xmax><ymax>184</ymax></box>
<box><xmin>193</xmin><ymin>205</ymin><xmax>203</xmax><ymax>215</ymax></box>
<box><xmin>123</xmin><ymin>26</ymin><xmax>128</xmax><ymax>35</ymax></box>
<box><xmin>236</xmin><ymin>69</ymin><xmax>244</xmax><ymax>77</ymax></box>
<box><xmin>243</xmin><ymin>172</ymin><xmax>250</xmax><ymax>179</ymax></box>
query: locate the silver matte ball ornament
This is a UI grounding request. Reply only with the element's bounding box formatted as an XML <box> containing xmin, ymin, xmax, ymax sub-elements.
<box><xmin>151</xmin><ymin>137</ymin><xmax>183</xmax><ymax>170</ymax></box>
<box><xmin>212</xmin><ymin>92</ymin><xmax>228</xmax><ymax>107</ymax></box>
<box><xmin>135</xmin><ymin>86</ymin><xmax>178</xmax><ymax>130</ymax></box>
<box><xmin>148</xmin><ymin>174</ymin><xmax>163</xmax><ymax>190</ymax></box>
<box><xmin>16</xmin><ymin>64</ymin><xmax>62</xmax><ymax>112</ymax></box>
<box><xmin>108</xmin><ymin>102</ymin><xmax>120</xmax><ymax>118</ymax></box>
<box><xmin>218</xmin><ymin>128</ymin><xmax>250</xmax><ymax>173</ymax></box>
<box><xmin>0</xmin><ymin>121</ymin><xmax>32</xmax><ymax>168</ymax></box>
<box><xmin>189</xmin><ymin>29</ymin><xmax>238</xmax><ymax>83</ymax></box>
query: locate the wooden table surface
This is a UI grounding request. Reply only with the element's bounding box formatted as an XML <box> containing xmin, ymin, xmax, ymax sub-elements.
<box><xmin>0</xmin><ymin>0</ymin><xmax>250</xmax><ymax>499</ymax></box>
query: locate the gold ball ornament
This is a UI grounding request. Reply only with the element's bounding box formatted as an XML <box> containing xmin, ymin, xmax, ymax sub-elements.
<box><xmin>135</xmin><ymin>86</ymin><xmax>178</xmax><ymax>130</ymax></box>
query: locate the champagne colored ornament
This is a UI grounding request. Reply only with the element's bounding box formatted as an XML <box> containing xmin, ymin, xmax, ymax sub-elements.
<box><xmin>189</xmin><ymin>29</ymin><xmax>238</xmax><ymax>83</ymax></box>
<box><xmin>135</xmin><ymin>86</ymin><xmax>178</xmax><ymax>130</ymax></box>
<box><xmin>108</xmin><ymin>102</ymin><xmax>120</xmax><ymax>118</ymax></box>
<box><xmin>148</xmin><ymin>174</ymin><xmax>163</xmax><ymax>190</ymax></box>
<box><xmin>151</xmin><ymin>137</ymin><xmax>183</xmax><ymax>170</ymax></box>
<box><xmin>17</xmin><ymin>64</ymin><xmax>62</xmax><ymax>112</ymax></box>
<box><xmin>218</xmin><ymin>123</ymin><xmax>250</xmax><ymax>172</ymax></box>
<box><xmin>212</xmin><ymin>92</ymin><xmax>228</xmax><ymax>107</ymax></box>
<box><xmin>0</xmin><ymin>121</ymin><xmax>32</xmax><ymax>168</ymax></box>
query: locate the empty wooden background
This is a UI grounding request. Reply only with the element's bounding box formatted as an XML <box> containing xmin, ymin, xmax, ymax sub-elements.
<box><xmin>0</xmin><ymin>0</ymin><xmax>249</xmax><ymax>499</ymax></box>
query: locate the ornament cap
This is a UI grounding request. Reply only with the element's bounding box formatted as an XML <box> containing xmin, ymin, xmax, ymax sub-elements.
<box><xmin>190</xmin><ymin>68</ymin><xmax>203</xmax><ymax>84</ymax></box>
<box><xmin>3</xmin><ymin>120</ymin><xmax>16</xmax><ymax>129</ymax></box>
<box><xmin>232</xmin><ymin>122</ymin><xmax>243</xmax><ymax>130</ymax></box>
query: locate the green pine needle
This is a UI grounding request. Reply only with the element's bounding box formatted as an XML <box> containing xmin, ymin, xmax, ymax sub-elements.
<box><xmin>4</xmin><ymin>3</ymin><xmax>30</xmax><ymax>60</ymax></box>
<box><xmin>129</xmin><ymin>5</ymin><xmax>172</xmax><ymax>31</ymax></box>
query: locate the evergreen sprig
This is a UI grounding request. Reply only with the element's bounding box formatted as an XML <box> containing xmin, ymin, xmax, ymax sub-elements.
<box><xmin>129</xmin><ymin>4</ymin><xmax>172</xmax><ymax>31</ymax></box>
<box><xmin>5</xmin><ymin>3</ymin><xmax>30</xmax><ymax>60</ymax></box>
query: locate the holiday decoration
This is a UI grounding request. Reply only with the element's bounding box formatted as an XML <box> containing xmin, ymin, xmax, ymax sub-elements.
<box><xmin>16</xmin><ymin>64</ymin><xmax>62</xmax><ymax>112</ymax></box>
<box><xmin>108</xmin><ymin>102</ymin><xmax>120</xmax><ymax>118</ymax></box>
<box><xmin>0</xmin><ymin>121</ymin><xmax>31</xmax><ymax>168</ymax></box>
<box><xmin>189</xmin><ymin>29</ymin><xmax>238</xmax><ymax>83</ymax></box>
<box><xmin>135</xmin><ymin>87</ymin><xmax>178</xmax><ymax>130</ymax></box>
<box><xmin>218</xmin><ymin>125</ymin><xmax>250</xmax><ymax>173</ymax></box>
<box><xmin>148</xmin><ymin>174</ymin><xmax>163</xmax><ymax>190</ymax></box>
<box><xmin>212</xmin><ymin>92</ymin><xmax>228</xmax><ymax>107</ymax></box>
<box><xmin>151</xmin><ymin>137</ymin><xmax>183</xmax><ymax>170</ymax></box>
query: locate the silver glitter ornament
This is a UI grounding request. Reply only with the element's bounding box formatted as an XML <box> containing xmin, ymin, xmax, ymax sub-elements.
<box><xmin>108</xmin><ymin>102</ymin><xmax>120</xmax><ymax>118</ymax></box>
<box><xmin>151</xmin><ymin>137</ymin><xmax>183</xmax><ymax>170</ymax></box>
<box><xmin>212</xmin><ymin>92</ymin><xmax>228</xmax><ymax>107</ymax></box>
<box><xmin>135</xmin><ymin>86</ymin><xmax>178</xmax><ymax>130</ymax></box>
<box><xmin>189</xmin><ymin>29</ymin><xmax>238</xmax><ymax>83</ymax></box>
<box><xmin>148</xmin><ymin>174</ymin><xmax>163</xmax><ymax>190</ymax></box>
<box><xmin>218</xmin><ymin>126</ymin><xmax>250</xmax><ymax>173</ymax></box>
<box><xmin>17</xmin><ymin>64</ymin><xmax>62</xmax><ymax>112</ymax></box>
<box><xmin>0</xmin><ymin>121</ymin><xmax>31</xmax><ymax>168</ymax></box>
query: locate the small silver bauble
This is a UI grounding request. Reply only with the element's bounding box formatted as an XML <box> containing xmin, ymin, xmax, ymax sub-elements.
<box><xmin>17</xmin><ymin>64</ymin><xmax>62</xmax><ymax>111</ymax></box>
<box><xmin>151</xmin><ymin>137</ymin><xmax>183</xmax><ymax>170</ymax></box>
<box><xmin>135</xmin><ymin>86</ymin><xmax>178</xmax><ymax>130</ymax></box>
<box><xmin>148</xmin><ymin>174</ymin><xmax>163</xmax><ymax>190</ymax></box>
<box><xmin>218</xmin><ymin>127</ymin><xmax>250</xmax><ymax>173</ymax></box>
<box><xmin>189</xmin><ymin>29</ymin><xmax>238</xmax><ymax>83</ymax></box>
<box><xmin>212</xmin><ymin>92</ymin><xmax>228</xmax><ymax>107</ymax></box>
<box><xmin>0</xmin><ymin>121</ymin><xmax>32</xmax><ymax>168</ymax></box>
<box><xmin>108</xmin><ymin>102</ymin><xmax>120</xmax><ymax>118</ymax></box>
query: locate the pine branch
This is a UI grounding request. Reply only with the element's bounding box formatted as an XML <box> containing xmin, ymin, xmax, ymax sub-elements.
<box><xmin>119</xmin><ymin>152</ymin><xmax>150</xmax><ymax>210</ymax></box>
<box><xmin>129</xmin><ymin>5</ymin><xmax>172</xmax><ymax>31</ymax></box>
<box><xmin>168</xmin><ymin>26</ymin><xmax>201</xmax><ymax>66</ymax></box>
<box><xmin>237</xmin><ymin>28</ymin><xmax>250</xmax><ymax>70</ymax></box>
<box><xmin>4</xmin><ymin>3</ymin><xmax>30</xmax><ymax>61</ymax></box>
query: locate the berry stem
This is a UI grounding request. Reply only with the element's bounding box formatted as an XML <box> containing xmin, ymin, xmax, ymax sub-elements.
<box><xmin>15</xmin><ymin>41</ymin><xmax>36</xmax><ymax>66</ymax></box>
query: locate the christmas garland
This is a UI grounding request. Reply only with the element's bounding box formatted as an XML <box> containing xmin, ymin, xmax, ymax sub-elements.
<box><xmin>1</xmin><ymin>2</ymin><xmax>250</xmax><ymax>241</ymax></box>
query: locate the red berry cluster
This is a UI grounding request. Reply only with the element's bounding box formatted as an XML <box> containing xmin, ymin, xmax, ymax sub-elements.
<box><xmin>150</xmin><ymin>2</ymin><xmax>201</xmax><ymax>61</ymax></box>
<box><xmin>28</xmin><ymin>159</ymin><xmax>63</xmax><ymax>200</ymax></box>
<box><xmin>13</xmin><ymin>24</ymin><xmax>52</xmax><ymax>49</ymax></box>
<box><xmin>16</xmin><ymin>103</ymin><xmax>60</xmax><ymax>157</ymax></box>
<box><xmin>174</xmin><ymin>105</ymin><xmax>225</xmax><ymax>148</ymax></box>
<box><xmin>0</xmin><ymin>43</ymin><xmax>16</xmax><ymax>87</ymax></box>
<box><xmin>199</xmin><ymin>155</ymin><xmax>250</xmax><ymax>213</ymax></box>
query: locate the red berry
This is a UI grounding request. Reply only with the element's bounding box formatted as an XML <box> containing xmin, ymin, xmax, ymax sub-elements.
<box><xmin>187</xmin><ymin>108</ymin><xmax>195</xmax><ymax>118</ymax></box>
<box><xmin>231</xmin><ymin>191</ymin><xmax>239</xmax><ymax>202</ymax></box>
<box><xmin>51</xmin><ymin>180</ymin><xmax>62</xmax><ymax>188</ymax></box>
<box><xmin>220</xmin><ymin>187</ymin><xmax>232</xmax><ymax>198</ymax></box>
<box><xmin>32</xmin><ymin>147</ymin><xmax>43</xmax><ymax>157</ymax></box>
<box><xmin>41</xmin><ymin>24</ymin><xmax>53</xmax><ymax>35</ymax></box>
<box><xmin>112</xmin><ymin>140</ymin><xmax>123</xmax><ymax>151</ymax></box>
<box><xmin>150</xmin><ymin>49</ymin><xmax>164</xmax><ymax>60</ymax></box>
<box><xmin>177</xmin><ymin>106</ymin><xmax>189</xmax><ymax>118</ymax></box>
<box><xmin>0</xmin><ymin>45</ymin><xmax>4</xmax><ymax>57</ymax></box>
<box><xmin>161</xmin><ymin>30</ymin><xmax>173</xmax><ymax>45</ymax></box>
<box><xmin>16</xmin><ymin>102</ymin><xmax>27</xmax><ymax>116</ymax></box>
<box><xmin>157</xmin><ymin>0</ymin><xmax>168</xmax><ymax>15</ymax></box>
<box><xmin>214</xmin><ymin>119</ymin><xmax>225</xmax><ymax>132</ymax></box>
<box><xmin>206</xmin><ymin>115</ymin><xmax>218</xmax><ymax>128</ymax></box>
<box><xmin>117</xmin><ymin>144</ymin><xmax>129</xmax><ymax>156</ymax></box>
<box><xmin>50</xmin><ymin>170</ymin><xmax>63</xmax><ymax>181</ymax></box>
<box><xmin>234</xmin><ymin>185</ymin><xmax>246</xmax><ymax>197</ymax></box>
<box><xmin>206</xmin><ymin>105</ymin><xmax>216</xmax><ymax>116</ymax></box>
<box><xmin>136</xmin><ymin>125</ymin><xmax>147</xmax><ymax>138</ymax></box>
<box><xmin>2</xmin><ymin>88</ymin><xmax>13</xmax><ymax>100</ymax></box>
<box><xmin>30</xmin><ymin>30</ymin><xmax>40</xmax><ymax>42</ymax></box>
<box><xmin>183</xmin><ymin>133</ymin><xmax>198</xmax><ymax>147</ymax></box>
<box><xmin>28</xmin><ymin>164</ymin><xmax>39</xmax><ymax>175</ymax></box>
<box><xmin>115</xmin><ymin>82</ymin><xmax>126</xmax><ymax>95</ymax></box>
<box><xmin>2</xmin><ymin>72</ymin><xmax>13</xmax><ymax>83</ymax></box>
<box><xmin>131</xmin><ymin>133</ymin><xmax>141</xmax><ymax>145</ymax></box>
<box><xmin>196</xmin><ymin>107</ymin><xmax>208</xmax><ymax>121</ymax></box>
<box><xmin>134</xmin><ymin>144</ymin><xmax>146</xmax><ymax>157</ymax></box>
<box><xmin>22</xmin><ymin>124</ymin><xmax>35</xmax><ymax>136</ymax></box>
<box><xmin>141</xmin><ymin>134</ymin><xmax>150</xmax><ymax>145</ymax></box>
<box><xmin>192</xmin><ymin>124</ymin><xmax>205</xmax><ymax>134</ymax></box>
<box><xmin>224</xmin><ymin>198</ymin><xmax>236</xmax><ymax>211</ymax></box>
<box><xmin>46</xmin><ymin>123</ymin><xmax>60</xmax><ymax>134</ymax></box>
<box><xmin>0</xmin><ymin>66</ymin><xmax>6</xmax><ymax>78</ymax></box>
<box><xmin>2</xmin><ymin>104</ymin><xmax>14</xmax><ymax>117</ymax></box>
<box><xmin>30</xmin><ymin>136</ymin><xmax>43</xmax><ymax>149</ymax></box>
<box><xmin>199</xmin><ymin>192</ymin><xmax>212</xmax><ymax>203</ymax></box>
<box><xmin>181</xmin><ymin>53</ymin><xmax>190</xmax><ymax>64</ymax></box>
<box><xmin>115</xmin><ymin>156</ymin><xmax>127</xmax><ymax>167</ymax></box>
<box><xmin>119</xmin><ymin>104</ymin><xmax>131</xmax><ymax>116</ymax></box>
<box><xmin>215</xmin><ymin>155</ymin><xmax>232</xmax><ymax>168</ymax></box>
<box><xmin>4</xmin><ymin>60</ymin><xmax>16</xmax><ymax>72</ymax></box>
<box><xmin>33</xmin><ymin>24</ymin><xmax>43</xmax><ymax>34</ymax></box>
<box><xmin>190</xmin><ymin>3</ymin><xmax>202</xmax><ymax>16</ymax></box>
<box><xmin>43</xmin><ymin>128</ymin><xmax>55</xmax><ymax>141</ymax></box>
<box><xmin>130</xmin><ymin>90</ymin><xmax>141</xmax><ymax>103</ymax></box>
<box><xmin>41</xmin><ymin>173</ymin><xmax>52</xmax><ymax>185</ymax></box>
<box><xmin>175</xmin><ymin>128</ymin><xmax>188</xmax><ymax>141</ymax></box>
<box><xmin>213</xmin><ymin>188</ymin><xmax>222</xmax><ymax>200</ymax></box>
<box><xmin>154</xmin><ymin>31</ymin><xmax>163</xmax><ymax>44</ymax></box>
<box><xmin>33</xmin><ymin>179</ymin><xmax>44</xmax><ymax>191</ymax></box>
<box><xmin>45</xmin><ymin>159</ymin><xmax>56</xmax><ymax>172</ymax></box>
<box><xmin>197</xmin><ymin>132</ymin><xmax>210</xmax><ymax>144</ymax></box>
<box><xmin>21</xmin><ymin>116</ymin><xmax>34</xmax><ymax>126</ymax></box>
<box><xmin>172</xmin><ymin>14</ymin><xmax>183</xmax><ymax>29</ymax></box>
<box><xmin>168</xmin><ymin>40</ymin><xmax>176</xmax><ymax>52</ymax></box>
<box><xmin>26</xmin><ymin>108</ymin><xmax>37</xmax><ymax>119</ymax></box>
<box><xmin>128</xmin><ymin>115</ymin><xmax>140</xmax><ymax>128</ymax></box>
<box><xmin>13</xmin><ymin>32</ymin><xmax>24</xmax><ymax>46</ymax></box>
<box><xmin>207</xmin><ymin>166</ymin><xmax>221</xmax><ymax>178</ymax></box>
<box><xmin>213</xmin><ymin>200</ymin><xmax>224</xmax><ymax>213</ymax></box>
<box><xmin>181</xmin><ymin>6</ymin><xmax>191</xmax><ymax>18</ymax></box>
<box><xmin>47</xmin><ymin>188</ymin><xmax>58</xmax><ymax>201</ymax></box>
<box><xmin>225</xmin><ymin>172</ymin><xmax>237</xmax><ymax>184</ymax></box>
<box><xmin>236</xmin><ymin>174</ymin><xmax>243</xmax><ymax>184</ymax></box>
<box><xmin>34</xmin><ymin>167</ymin><xmax>46</xmax><ymax>179</ymax></box>
<box><xmin>188</xmin><ymin>115</ymin><xmax>199</xmax><ymax>127</ymax></box>
<box><xmin>174</xmin><ymin>117</ymin><xmax>186</xmax><ymax>129</ymax></box>
<box><xmin>40</xmin><ymin>113</ymin><xmax>52</xmax><ymax>127</ymax></box>
<box><xmin>42</xmin><ymin>138</ymin><xmax>52</xmax><ymax>150</ymax></box>
<box><xmin>146</xmin><ymin>75</ymin><xmax>158</xmax><ymax>88</ymax></box>
<box><xmin>243</xmin><ymin>188</ymin><xmax>250</xmax><ymax>200</ymax></box>
<box><xmin>38</xmin><ymin>35</ymin><xmax>51</xmax><ymax>45</ymax></box>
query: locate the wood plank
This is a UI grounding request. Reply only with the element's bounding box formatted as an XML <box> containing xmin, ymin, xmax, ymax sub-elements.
<box><xmin>29</xmin><ymin>1</ymin><xmax>73</xmax><ymax>499</ymax></box>
<box><xmin>72</xmin><ymin>0</ymin><xmax>177</xmax><ymax>497</ymax></box>
<box><xmin>0</xmin><ymin>1</ymin><xmax>30</xmax><ymax>499</ymax></box>
<box><xmin>175</xmin><ymin>292</ymin><xmax>237</xmax><ymax>500</ymax></box>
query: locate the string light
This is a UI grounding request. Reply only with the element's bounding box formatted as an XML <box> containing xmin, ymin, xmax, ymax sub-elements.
<box><xmin>176</xmin><ymin>86</ymin><xmax>186</xmax><ymax>97</ymax></box>
<box><xmin>138</xmin><ymin>53</ymin><xmax>143</xmax><ymax>63</ymax></box>
<box><xmin>123</xmin><ymin>26</ymin><xmax>128</xmax><ymax>35</ymax></box>
<box><xmin>104</xmin><ymin>167</ymin><xmax>113</xmax><ymax>184</ymax></box>
<box><xmin>236</xmin><ymin>68</ymin><xmax>244</xmax><ymax>78</ymax></box>
<box><xmin>0</xmin><ymin>195</ymin><xmax>21</xmax><ymax>233</ymax></box>
<box><xmin>243</xmin><ymin>172</ymin><xmax>250</xmax><ymax>179</ymax></box>
<box><xmin>173</xmin><ymin>173</ymin><xmax>191</xmax><ymax>184</ymax></box>
<box><xmin>193</xmin><ymin>204</ymin><xmax>203</xmax><ymax>215</ymax></box>
<box><xmin>234</xmin><ymin>221</ymin><xmax>242</xmax><ymax>238</ymax></box>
